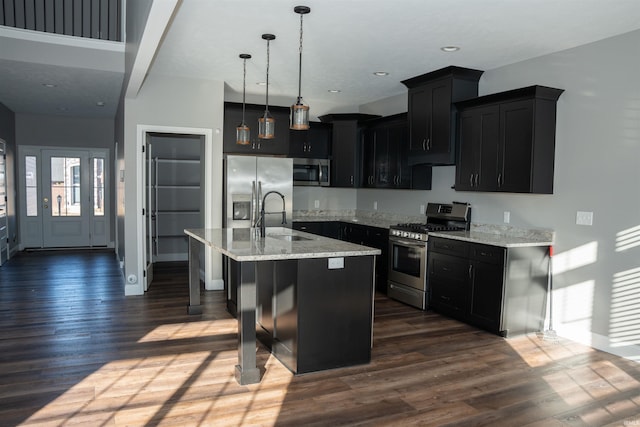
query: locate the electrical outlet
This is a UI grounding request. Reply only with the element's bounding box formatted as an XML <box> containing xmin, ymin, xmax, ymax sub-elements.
<box><xmin>328</xmin><ymin>257</ymin><xmax>344</xmax><ymax>269</ymax></box>
<box><xmin>420</xmin><ymin>204</ymin><xmax>425</xmax><ymax>214</ymax></box>
<box><xmin>576</xmin><ymin>211</ymin><xmax>593</xmax><ymax>226</ymax></box>
<box><xmin>373</xmin><ymin>201</ymin><xmax>378</xmax><ymax>210</ymax></box>
<box><xmin>314</xmin><ymin>200</ymin><xmax>319</xmax><ymax>209</ymax></box>
<box><xmin>503</xmin><ymin>211</ymin><xmax>510</xmax><ymax>223</ymax></box>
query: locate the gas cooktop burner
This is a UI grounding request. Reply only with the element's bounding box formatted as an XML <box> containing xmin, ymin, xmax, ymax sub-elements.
<box><xmin>392</xmin><ymin>223</ymin><xmax>464</xmax><ymax>232</ymax></box>
<box><xmin>389</xmin><ymin>202</ymin><xmax>472</xmax><ymax>242</ymax></box>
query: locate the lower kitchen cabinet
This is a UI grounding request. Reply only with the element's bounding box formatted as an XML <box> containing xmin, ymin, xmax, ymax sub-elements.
<box><xmin>292</xmin><ymin>221</ymin><xmax>388</xmax><ymax>294</ymax></box>
<box><xmin>428</xmin><ymin>236</ymin><xmax>549</xmax><ymax>337</ymax></box>
<box><xmin>255</xmin><ymin>257</ymin><xmax>374</xmax><ymax>374</ymax></box>
<box><xmin>341</xmin><ymin>223</ymin><xmax>389</xmax><ymax>294</ymax></box>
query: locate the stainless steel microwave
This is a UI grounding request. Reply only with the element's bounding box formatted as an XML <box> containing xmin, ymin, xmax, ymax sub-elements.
<box><xmin>293</xmin><ymin>158</ymin><xmax>330</xmax><ymax>187</ymax></box>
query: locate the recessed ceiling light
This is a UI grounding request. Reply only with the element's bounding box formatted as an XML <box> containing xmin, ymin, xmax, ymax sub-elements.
<box><xmin>256</xmin><ymin>81</ymin><xmax>267</xmax><ymax>86</ymax></box>
<box><xmin>441</xmin><ymin>46</ymin><xmax>460</xmax><ymax>52</ymax></box>
<box><xmin>373</xmin><ymin>71</ymin><xmax>389</xmax><ymax>76</ymax></box>
<box><xmin>96</xmin><ymin>101</ymin><xmax>105</xmax><ymax>107</ymax></box>
<box><xmin>43</xmin><ymin>83</ymin><xmax>57</xmax><ymax>88</ymax></box>
<box><xmin>328</xmin><ymin>89</ymin><xmax>341</xmax><ymax>93</ymax></box>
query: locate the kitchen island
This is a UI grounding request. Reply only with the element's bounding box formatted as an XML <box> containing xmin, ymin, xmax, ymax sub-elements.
<box><xmin>184</xmin><ymin>227</ymin><xmax>381</xmax><ymax>385</ymax></box>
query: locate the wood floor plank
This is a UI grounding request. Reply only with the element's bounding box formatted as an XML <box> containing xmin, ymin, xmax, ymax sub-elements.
<box><xmin>1</xmin><ymin>250</ymin><xmax>639</xmax><ymax>426</ymax></box>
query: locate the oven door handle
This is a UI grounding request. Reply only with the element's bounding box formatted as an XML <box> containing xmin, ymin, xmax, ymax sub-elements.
<box><xmin>389</xmin><ymin>237</ymin><xmax>427</xmax><ymax>248</ymax></box>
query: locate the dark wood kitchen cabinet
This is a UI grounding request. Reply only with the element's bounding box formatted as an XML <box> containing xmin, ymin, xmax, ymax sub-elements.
<box><xmin>319</xmin><ymin>113</ymin><xmax>380</xmax><ymax>188</ymax></box>
<box><xmin>401</xmin><ymin>66</ymin><xmax>483</xmax><ymax>165</ymax></box>
<box><xmin>361</xmin><ymin>114</ymin><xmax>411</xmax><ymax>189</ymax></box>
<box><xmin>341</xmin><ymin>223</ymin><xmax>388</xmax><ymax>294</ymax></box>
<box><xmin>428</xmin><ymin>236</ymin><xmax>549</xmax><ymax>337</ymax></box>
<box><xmin>223</xmin><ymin>102</ymin><xmax>290</xmax><ymax>155</ymax></box>
<box><xmin>288</xmin><ymin>121</ymin><xmax>332</xmax><ymax>159</ymax></box>
<box><xmin>256</xmin><ymin>257</ymin><xmax>374</xmax><ymax>374</ymax></box>
<box><xmin>455</xmin><ymin>85</ymin><xmax>564</xmax><ymax>194</ymax></box>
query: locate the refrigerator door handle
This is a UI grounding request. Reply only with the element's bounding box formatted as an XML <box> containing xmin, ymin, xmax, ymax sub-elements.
<box><xmin>251</xmin><ymin>181</ymin><xmax>257</xmax><ymax>227</ymax></box>
<box><xmin>256</xmin><ymin>181</ymin><xmax>263</xmax><ymax>227</ymax></box>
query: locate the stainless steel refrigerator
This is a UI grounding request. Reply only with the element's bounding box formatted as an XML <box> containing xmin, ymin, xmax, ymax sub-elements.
<box><xmin>224</xmin><ymin>155</ymin><xmax>293</xmax><ymax>229</ymax></box>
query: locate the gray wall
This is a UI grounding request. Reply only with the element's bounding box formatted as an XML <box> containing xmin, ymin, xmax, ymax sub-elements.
<box><xmin>121</xmin><ymin>73</ymin><xmax>225</xmax><ymax>295</ymax></box>
<box><xmin>353</xmin><ymin>29</ymin><xmax>640</xmax><ymax>359</ymax></box>
<box><xmin>0</xmin><ymin>102</ymin><xmax>17</xmax><ymax>255</ymax></box>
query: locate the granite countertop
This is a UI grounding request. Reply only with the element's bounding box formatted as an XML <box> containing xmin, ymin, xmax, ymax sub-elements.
<box><xmin>184</xmin><ymin>227</ymin><xmax>381</xmax><ymax>261</ymax></box>
<box><xmin>293</xmin><ymin>210</ymin><xmax>420</xmax><ymax>230</ymax></box>
<box><xmin>429</xmin><ymin>226</ymin><xmax>554</xmax><ymax>248</ymax></box>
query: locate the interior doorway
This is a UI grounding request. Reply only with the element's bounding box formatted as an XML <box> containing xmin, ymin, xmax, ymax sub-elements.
<box><xmin>18</xmin><ymin>146</ymin><xmax>109</xmax><ymax>249</ymax></box>
<box><xmin>143</xmin><ymin>133</ymin><xmax>204</xmax><ymax>290</ymax></box>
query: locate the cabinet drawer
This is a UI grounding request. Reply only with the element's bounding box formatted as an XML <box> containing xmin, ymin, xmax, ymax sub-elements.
<box><xmin>429</xmin><ymin>237</ymin><xmax>469</xmax><ymax>257</ymax></box>
<box><xmin>469</xmin><ymin>243</ymin><xmax>505</xmax><ymax>265</ymax></box>
<box><xmin>429</xmin><ymin>253</ymin><xmax>467</xmax><ymax>281</ymax></box>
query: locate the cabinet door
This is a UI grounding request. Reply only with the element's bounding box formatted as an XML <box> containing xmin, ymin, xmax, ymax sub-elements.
<box><xmin>408</xmin><ymin>80</ymin><xmax>452</xmax><ymax>158</ymax></box>
<box><xmin>456</xmin><ymin>105</ymin><xmax>500</xmax><ymax>192</ymax></box>
<box><xmin>456</xmin><ymin>108</ymin><xmax>481</xmax><ymax>191</ymax></box>
<box><xmin>361</xmin><ymin>127</ymin><xmax>376</xmax><ymax>187</ymax></box>
<box><xmin>498</xmin><ymin>100</ymin><xmax>534</xmax><ymax>192</ymax></box>
<box><xmin>428</xmin><ymin>252</ymin><xmax>469</xmax><ymax>316</ymax></box>
<box><xmin>468</xmin><ymin>243</ymin><xmax>505</xmax><ymax>332</ymax></box>
<box><xmin>331</xmin><ymin>121</ymin><xmax>359</xmax><ymax>187</ymax></box>
<box><xmin>289</xmin><ymin>122</ymin><xmax>331</xmax><ymax>158</ymax></box>
<box><xmin>408</xmin><ymin>87</ymin><xmax>430</xmax><ymax>153</ymax></box>
<box><xmin>469</xmin><ymin>260</ymin><xmax>504</xmax><ymax>332</ymax></box>
<box><xmin>387</xmin><ymin>121</ymin><xmax>410</xmax><ymax>188</ymax></box>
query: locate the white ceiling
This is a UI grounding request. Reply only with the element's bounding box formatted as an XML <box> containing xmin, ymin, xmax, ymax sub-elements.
<box><xmin>2</xmin><ymin>0</ymin><xmax>640</xmax><ymax>119</ymax></box>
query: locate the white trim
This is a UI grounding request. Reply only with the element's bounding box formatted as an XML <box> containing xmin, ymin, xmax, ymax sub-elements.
<box><xmin>136</xmin><ymin>124</ymin><xmax>215</xmax><ymax>292</ymax></box>
<box><xmin>557</xmin><ymin>325</ymin><xmax>640</xmax><ymax>363</ymax></box>
<box><xmin>0</xmin><ymin>26</ymin><xmax>124</xmax><ymax>51</ymax></box>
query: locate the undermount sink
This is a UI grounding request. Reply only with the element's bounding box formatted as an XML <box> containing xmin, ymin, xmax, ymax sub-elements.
<box><xmin>270</xmin><ymin>234</ymin><xmax>313</xmax><ymax>242</ymax></box>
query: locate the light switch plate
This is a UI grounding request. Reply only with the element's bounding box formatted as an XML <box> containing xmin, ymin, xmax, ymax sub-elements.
<box><xmin>576</xmin><ymin>211</ymin><xmax>594</xmax><ymax>226</ymax></box>
<box><xmin>503</xmin><ymin>211</ymin><xmax>510</xmax><ymax>223</ymax></box>
<box><xmin>314</xmin><ymin>200</ymin><xmax>320</xmax><ymax>209</ymax></box>
<box><xmin>328</xmin><ymin>257</ymin><xmax>344</xmax><ymax>269</ymax></box>
<box><xmin>373</xmin><ymin>201</ymin><xmax>378</xmax><ymax>210</ymax></box>
<box><xmin>420</xmin><ymin>204</ymin><xmax>425</xmax><ymax>214</ymax></box>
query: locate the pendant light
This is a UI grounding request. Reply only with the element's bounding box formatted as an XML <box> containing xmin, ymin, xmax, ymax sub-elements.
<box><xmin>258</xmin><ymin>34</ymin><xmax>276</xmax><ymax>139</ymax></box>
<box><xmin>236</xmin><ymin>53</ymin><xmax>252</xmax><ymax>145</ymax></box>
<box><xmin>290</xmin><ymin>6</ymin><xmax>311</xmax><ymax>130</ymax></box>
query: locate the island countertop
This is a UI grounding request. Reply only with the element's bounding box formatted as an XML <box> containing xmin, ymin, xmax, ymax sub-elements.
<box><xmin>184</xmin><ymin>227</ymin><xmax>381</xmax><ymax>262</ymax></box>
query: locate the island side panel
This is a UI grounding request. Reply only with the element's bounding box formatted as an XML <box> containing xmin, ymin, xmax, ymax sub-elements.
<box><xmin>294</xmin><ymin>255</ymin><xmax>375</xmax><ymax>374</ymax></box>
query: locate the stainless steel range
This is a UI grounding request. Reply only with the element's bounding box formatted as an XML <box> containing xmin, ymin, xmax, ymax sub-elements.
<box><xmin>387</xmin><ymin>202</ymin><xmax>471</xmax><ymax>310</ymax></box>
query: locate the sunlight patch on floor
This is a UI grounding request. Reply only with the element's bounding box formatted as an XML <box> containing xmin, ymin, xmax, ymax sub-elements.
<box><xmin>137</xmin><ymin>319</ymin><xmax>238</xmax><ymax>342</ymax></box>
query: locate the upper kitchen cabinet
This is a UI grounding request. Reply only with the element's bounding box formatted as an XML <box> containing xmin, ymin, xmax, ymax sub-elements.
<box><xmin>361</xmin><ymin>114</ymin><xmax>411</xmax><ymax>189</ymax></box>
<box><xmin>319</xmin><ymin>113</ymin><xmax>380</xmax><ymax>188</ymax></box>
<box><xmin>223</xmin><ymin>102</ymin><xmax>290</xmax><ymax>155</ymax></box>
<box><xmin>401</xmin><ymin>66</ymin><xmax>484</xmax><ymax>165</ymax></box>
<box><xmin>455</xmin><ymin>85</ymin><xmax>564</xmax><ymax>194</ymax></box>
<box><xmin>288</xmin><ymin>121</ymin><xmax>332</xmax><ymax>159</ymax></box>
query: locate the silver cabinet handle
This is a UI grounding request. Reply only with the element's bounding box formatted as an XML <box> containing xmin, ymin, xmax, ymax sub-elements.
<box><xmin>469</xmin><ymin>174</ymin><xmax>474</xmax><ymax>186</ymax></box>
<box><xmin>497</xmin><ymin>173</ymin><xmax>502</xmax><ymax>187</ymax></box>
<box><xmin>475</xmin><ymin>174</ymin><xmax>479</xmax><ymax>186</ymax></box>
<box><xmin>468</xmin><ymin>264</ymin><xmax>473</xmax><ymax>278</ymax></box>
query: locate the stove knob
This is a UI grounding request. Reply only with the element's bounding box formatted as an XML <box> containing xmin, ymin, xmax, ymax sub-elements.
<box><xmin>415</xmin><ymin>234</ymin><xmax>421</xmax><ymax>240</ymax></box>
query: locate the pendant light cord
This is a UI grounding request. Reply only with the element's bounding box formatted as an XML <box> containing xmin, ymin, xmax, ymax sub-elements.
<box><xmin>242</xmin><ymin>57</ymin><xmax>247</xmax><ymax>124</ymax></box>
<box><xmin>297</xmin><ymin>13</ymin><xmax>304</xmax><ymax>104</ymax></box>
<box><xmin>265</xmin><ymin>38</ymin><xmax>271</xmax><ymax>113</ymax></box>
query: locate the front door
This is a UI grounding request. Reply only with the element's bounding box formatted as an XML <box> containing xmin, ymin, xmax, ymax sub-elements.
<box><xmin>19</xmin><ymin>147</ymin><xmax>109</xmax><ymax>249</ymax></box>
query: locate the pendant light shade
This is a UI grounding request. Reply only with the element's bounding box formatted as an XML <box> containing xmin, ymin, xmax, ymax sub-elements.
<box><xmin>236</xmin><ymin>53</ymin><xmax>251</xmax><ymax>145</ymax></box>
<box><xmin>258</xmin><ymin>34</ymin><xmax>276</xmax><ymax>140</ymax></box>
<box><xmin>290</xmin><ymin>6</ymin><xmax>311</xmax><ymax>130</ymax></box>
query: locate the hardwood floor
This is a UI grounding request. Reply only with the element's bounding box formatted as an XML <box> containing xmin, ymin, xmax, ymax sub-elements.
<box><xmin>1</xmin><ymin>250</ymin><xmax>639</xmax><ymax>426</ymax></box>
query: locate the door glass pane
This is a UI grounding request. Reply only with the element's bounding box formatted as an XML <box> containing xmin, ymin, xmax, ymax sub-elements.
<box><xmin>93</xmin><ymin>158</ymin><xmax>104</xmax><ymax>216</ymax></box>
<box><xmin>25</xmin><ymin>156</ymin><xmax>38</xmax><ymax>217</ymax></box>
<box><xmin>51</xmin><ymin>157</ymin><xmax>81</xmax><ymax>217</ymax></box>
